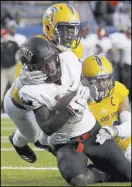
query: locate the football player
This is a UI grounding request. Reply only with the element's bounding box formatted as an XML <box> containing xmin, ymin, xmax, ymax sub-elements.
<box><xmin>82</xmin><ymin>55</ymin><xmax>131</xmax><ymax>162</ymax></box>
<box><xmin>4</xmin><ymin>36</ymin><xmax>82</xmax><ymax>163</ymax></box>
<box><xmin>15</xmin><ymin>3</ymin><xmax>83</xmax><ymax>78</ymax></box>
<box><xmin>81</xmin><ymin>55</ymin><xmax>131</xmax><ymax>180</ymax></box>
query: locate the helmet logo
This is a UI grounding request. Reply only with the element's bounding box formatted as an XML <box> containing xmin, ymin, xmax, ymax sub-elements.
<box><xmin>20</xmin><ymin>47</ymin><xmax>33</xmax><ymax>62</ymax></box>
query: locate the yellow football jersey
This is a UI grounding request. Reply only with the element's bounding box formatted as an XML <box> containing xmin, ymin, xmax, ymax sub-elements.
<box><xmin>15</xmin><ymin>61</ymin><xmax>22</xmax><ymax>78</ymax></box>
<box><xmin>71</xmin><ymin>42</ymin><xmax>83</xmax><ymax>60</ymax></box>
<box><xmin>88</xmin><ymin>81</ymin><xmax>131</xmax><ymax>151</ymax></box>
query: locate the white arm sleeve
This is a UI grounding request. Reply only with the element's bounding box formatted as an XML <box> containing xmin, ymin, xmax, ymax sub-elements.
<box><xmin>115</xmin><ymin>111</ymin><xmax>131</xmax><ymax>138</ymax></box>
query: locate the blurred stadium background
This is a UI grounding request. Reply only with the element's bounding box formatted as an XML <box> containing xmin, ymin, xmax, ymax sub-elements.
<box><xmin>1</xmin><ymin>1</ymin><xmax>131</xmax><ymax>186</ymax></box>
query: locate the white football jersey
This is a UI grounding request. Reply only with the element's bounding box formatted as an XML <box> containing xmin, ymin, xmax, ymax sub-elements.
<box><xmin>19</xmin><ymin>51</ymin><xmax>96</xmax><ymax>138</ymax></box>
<box><xmin>57</xmin><ymin>109</ymin><xmax>96</xmax><ymax>138</ymax></box>
<box><xmin>19</xmin><ymin>51</ymin><xmax>82</xmax><ymax>110</ymax></box>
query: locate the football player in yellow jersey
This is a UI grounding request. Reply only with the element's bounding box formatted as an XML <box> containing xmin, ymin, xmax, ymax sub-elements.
<box><xmin>15</xmin><ymin>3</ymin><xmax>83</xmax><ymax>78</ymax></box>
<box><xmin>82</xmin><ymin>55</ymin><xmax>131</xmax><ymax>163</ymax></box>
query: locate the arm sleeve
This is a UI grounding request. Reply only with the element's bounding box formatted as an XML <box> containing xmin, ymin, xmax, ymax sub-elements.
<box><xmin>115</xmin><ymin>111</ymin><xmax>131</xmax><ymax>138</ymax></box>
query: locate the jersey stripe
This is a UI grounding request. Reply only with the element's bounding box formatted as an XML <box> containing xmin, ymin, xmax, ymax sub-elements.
<box><xmin>94</xmin><ymin>55</ymin><xmax>102</xmax><ymax>71</ymax></box>
<box><xmin>66</xmin><ymin>4</ymin><xmax>74</xmax><ymax>15</ymax></box>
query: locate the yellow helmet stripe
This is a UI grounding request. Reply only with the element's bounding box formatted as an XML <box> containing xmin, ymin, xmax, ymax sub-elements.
<box><xmin>66</xmin><ymin>4</ymin><xmax>74</xmax><ymax>15</ymax></box>
<box><xmin>94</xmin><ymin>55</ymin><xmax>102</xmax><ymax>71</ymax></box>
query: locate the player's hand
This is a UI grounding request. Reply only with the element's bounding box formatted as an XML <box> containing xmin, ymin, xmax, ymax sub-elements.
<box><xmin>20</xmin><ymin>69</ymin><xmax>47</xmax><ymax>85</ymax></box>
<box><xmin>67</xmin><ymin>80</ymin><xmax>81</xmax><ymax>92</ymax></box>
<box><xmin>68</xmin><ymin>85</ymin><xmax>90</xmax><ymax>114</ymax></box>
<box><xmin>67</xmin><ymin>86</ymin><xmax>90</xmax><ymax>123</ymax></box>
<box><xmin>96</xmin><ymin>125</ymin><xmax>118</xmax><ymax>144</ymax></box>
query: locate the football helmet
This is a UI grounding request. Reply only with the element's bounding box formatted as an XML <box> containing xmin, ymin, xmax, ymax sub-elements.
<box><xmin>19</xmin><ymin>37</ymin><xmax>61</xmax><ymax>83</ymax></box>
<box><xmin>43</xmin><ymin>3</ymin><xmax>81</xmax><ymax>49</ymax></box>
<box><xmin>82</xmin><ymin>55</ymin><xmax>114</xmax><ymax>102</ymax></box>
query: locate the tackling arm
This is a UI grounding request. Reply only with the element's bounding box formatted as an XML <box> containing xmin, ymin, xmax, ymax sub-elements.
<box><xmin>114</xmin><ymin>96</ymin><xmax>131</xmax><ymax>138</ymax></box>
<box><xmin>96</xmin><ymin>96</ymin><xmax>131</xmax><ymax>145</ymax></box>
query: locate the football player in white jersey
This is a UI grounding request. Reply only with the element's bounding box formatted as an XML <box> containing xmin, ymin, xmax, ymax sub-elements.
<box><xmin>4</xmin><ymin>36</ymin><xmax>82</xmax><ymax>162</ymax></box>
<box><xmin>4</xmin><ymin>37</ymin><xmax>131</xmax><ymax>186</ymax></box>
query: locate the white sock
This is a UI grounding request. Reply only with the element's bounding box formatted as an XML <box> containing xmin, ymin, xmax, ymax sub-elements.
<box><xmin>13</xmin><ymin>129</ymin><xmax>28</xmax><ymax>147</ymax></box>
<box><xmin>38</xmin><ymin>131</ymin><xmax>48</xmax><ymax>145</ymax></box>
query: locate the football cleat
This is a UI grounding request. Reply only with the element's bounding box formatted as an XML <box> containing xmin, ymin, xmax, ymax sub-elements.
<box><xmin>9</xmin><ymin>133</ymin><xmax>37</xmax><ymax>163</ymax></box>
<box><xmin>34</xmin><ymin>140</ymin><xmax>56</xmax><ymax>156</ymax></box>
<box><xmin>34</xmin><ymin>140</ymin><xmax>49</xmax><ymax>150</ymax></box>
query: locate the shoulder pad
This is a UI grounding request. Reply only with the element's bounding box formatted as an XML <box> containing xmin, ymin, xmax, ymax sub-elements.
<box><xmin>114</xmin><ymin>81</ymin><xmax>129</xmax><ymax>102</ymax></box>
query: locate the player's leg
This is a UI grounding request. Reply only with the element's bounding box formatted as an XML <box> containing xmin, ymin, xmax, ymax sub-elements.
<box><xmin>83</xmin><ymin>123</ymin><xmax>131</xmax><ymax>182</ymax></box>
<box><xmin>4</xmin><ymin>88</ymin><xmax>41</xmax><ymax>162</ymax></box>
<box><xmin>4</xmin><ymin>89</ymin><xmax>41</xmax><ymax>143</ymax></box>
<box><xmin>56</xmin><ymin>143</ymin><xmax>109</xmax><ymax>186</ymax></box>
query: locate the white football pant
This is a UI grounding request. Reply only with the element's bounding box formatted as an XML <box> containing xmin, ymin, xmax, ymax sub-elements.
<box><xmin>4</xmin><ymin>88</ymin><xmax>48</xmax><ymax>147</ymax></box>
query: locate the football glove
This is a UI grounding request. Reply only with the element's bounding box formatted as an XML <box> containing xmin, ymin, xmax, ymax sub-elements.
<box><xmin>67</xmin><ymin>80</ymin><xmax>81</xmax><ymax>92</ymax></box>
<box><xmin>96</xmin><ymin>125</ymin><xmax>118</xmax><ymax>145</ymax></box>
<box><xmin>20</xmin><ymin>68</ymin><xmax>47</xmax><ymax>85</ymax></box>
<box><xmin>48</xmin><ymin>133</ymin><xmax>70</xmax><ymax>149</ymax></box>
<box><xmin>67</xmin><ymin>86</ymin><xmax>90</xmax><ymax>123</ymax></box>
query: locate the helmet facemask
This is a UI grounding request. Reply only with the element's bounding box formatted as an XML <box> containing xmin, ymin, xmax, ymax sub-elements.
<box><xmin>53</xmin><ymin>22</ymin><xmax>81</xmax><ymax>49</ymax></box>
<box><xmin>23</xmin><ymin>53</ymin><xmax>61</xmax><ymax>83</ymax></box>
<box><xmin>84</xmin><ymin>72</ymin><xmax>114</xmax><ymax>102</ymax></box>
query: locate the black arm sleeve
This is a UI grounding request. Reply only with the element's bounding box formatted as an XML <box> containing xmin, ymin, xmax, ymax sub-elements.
<box><xmin>34</xmin><ymin>106</ymin><xmax>70</xmax><ymax>136</ymax></box>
